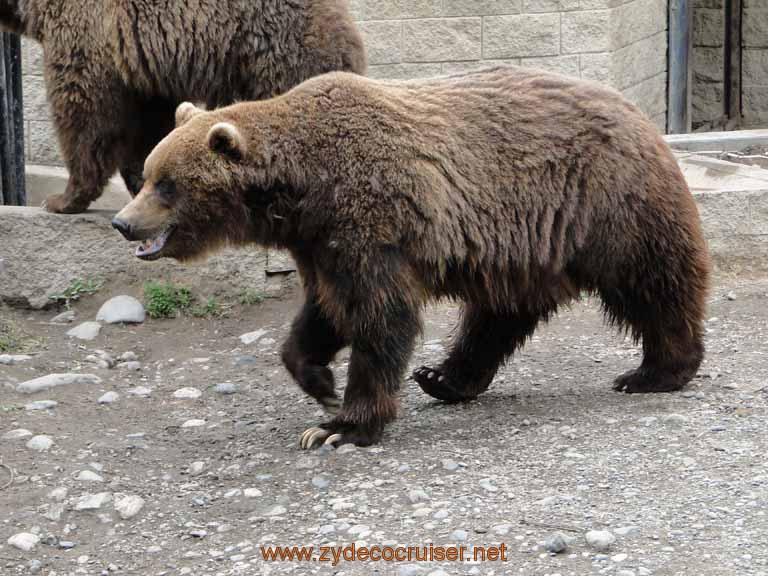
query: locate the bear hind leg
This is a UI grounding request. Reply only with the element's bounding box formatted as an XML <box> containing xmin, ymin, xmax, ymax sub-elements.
<box><xmin>414</xmin><ymin>304</ymin><xmax>543</xmax><ymax>402</ymax></box>
<box><xmin>601</xmin><ymin>283</ymin><xmax>705</xmax><ymax>394</ymax></box>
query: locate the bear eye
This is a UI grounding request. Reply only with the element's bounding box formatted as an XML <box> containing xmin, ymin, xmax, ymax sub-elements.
<box><xmin>155</xmin><ymin>179</ymin><xmax>177</xmax><ymax>205</ymax></box>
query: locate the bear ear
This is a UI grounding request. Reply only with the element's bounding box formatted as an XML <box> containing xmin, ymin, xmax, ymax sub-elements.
<box><xmin>207</xmin><ymin>122</ymin><xmax>246</xmax><ymax>160</ymax></box>
<box><xmin>175</xmin><ymin>102</ymin><xmax>203</xmax><ymax>127</ymax></box>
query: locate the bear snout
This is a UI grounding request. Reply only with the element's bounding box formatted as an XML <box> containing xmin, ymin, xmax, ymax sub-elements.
<box><xmin>111</xmin><ymin>218</ymin><xmax>135</xmax><ymax>241</ymax></box>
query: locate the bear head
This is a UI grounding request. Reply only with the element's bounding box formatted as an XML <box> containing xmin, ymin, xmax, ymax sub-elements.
<box><xmin>112</xmin><ymin>102</ymin><xmax>266</xmax><ymax>262</ymax></box>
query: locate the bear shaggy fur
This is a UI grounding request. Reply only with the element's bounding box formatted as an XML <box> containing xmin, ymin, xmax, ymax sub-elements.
<box><xmin>0</xmin><ymin>0</ymin><xmax>365</xmax><ymax>213</ymax></box>
<box><xmin>113</xmin><ymin>66</ymin><xmax>711</xmax><ymax>448</ymax></box>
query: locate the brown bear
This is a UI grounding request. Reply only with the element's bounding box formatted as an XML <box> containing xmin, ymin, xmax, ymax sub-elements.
<box><xmin>0</xmin><ymin>0</ymin><xmax>365</xmax><ymax>213</ymax></box>
<box><xmin>112</xmin><ymin>66</ymin><xmax>711</xmax><ymax>448</ymax></box>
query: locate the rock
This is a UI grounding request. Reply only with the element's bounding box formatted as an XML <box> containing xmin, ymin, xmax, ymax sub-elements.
<box><xmin>75</xmin><ymin>492</ymin><xmax>112</xmax><ymax>511</ymax></box>
<box><xmin>28</xmin><ymin>559</ymin><xmax>43</xmax><ymax>574</ymax></box>
<box><xmin>615</xmin><ymin>526</ymin><xmax>639</xmax><ymax>536</ymax></box>
<box><xmin>612</xmin><ymin>553</ymin><xmax>628</xmax><ymax>562</ymax></box>
<box><xmin>479</xmin><ymin>478</ymin><xmax>498</xmax><ymax>492</ymax></box>
<box><xmin>51</xmin><ymin>310</ymin><xmax>76</xmax><ymax>323</ymax></box>
<box><xmin>312</xmin><ymin>476</ymin><xmax>330</xmax><ymax>489</ymax></box>
<box><xmin>44</xmin><ymin>503</ymin><xmax>65</xmax><ymax>521</ymax></box>
<box><xmin>239</xmin><ymin>329</ymin><xmax>268</xmax><ymax>345</ymax></box>
<box><xmin>662</xmin><ymin>414</ymin><xmax>689</xmax><ymax>425</ymax></box>
<box><xmin>49</xmin><ymin>487</ymin><xmax>68</xmax><ymax>501</ymax></box>
<box><xmin>2</xmin><ymin>428</ymin><xmax>33</xmax><ymax>440</ymax></box>
<box><xmin>545</xmin><ymin>533</ymin><xmax>568</xmax><ymax>553</ymax></box>
<box><xmin>128</xmin><ymin>386</ymin><xmax>152</xmax><ymax>396</ymax></box>
<box><xmin>189</xmin><ymin>529</ymin><xmax>208</xmax><ymax>538</ymax></box>
<box><xmin>118</xmin><ymin>361</ymin><xmax>142</xmax><ymax>371</ymax></box>
<box><xmin>0</xmin><ymin>353</ymin><xmax>32</xmax><ymax>365</ymax></box>
<box><xmin>243</xmin><ymin>488</ymin><xmax>263</xmax><ymax>498</ymax></box>
<box><xmin>98</xmin><ymin>391</ymin><xmax>119</xmax><ymax>404</ymax></box>
<box><xmin>7</xmin><ymin>532</ymin><xmax>40</xmax><ymax>552</ymax></box>
<box><xmin>433</xmin><ymin>509</ymin><xmax>449</xmax><ymax>520</ymax></box>
<box><xmin>215</xmin><ymin>383</ymin><xmax>237</xmax><ymax>395</ymax></box>
<box><xmin>115</xmin><ymin>495</ymin><xmax>145</xmax><ymax>519</ymax></box>
<box><xmin>26</xmin><ymin>435</ymin><xmax>54</xmax><ymax>451</ymax></box>
<box><xmin>442</xmin><ymin>459</ymin><xmax>460</xmax><ymax>471</ymax></box>
<box><xmin>336</xmin><ymin>443</ymin><xmax>357</xmax><ymax>454</ymax></box>
<box><xmin>66</xmin><ymin>321</ymin><xmax>102</xmax><ymax>340</ymax></box>
<box><xmin>173</xmin><ymin>387</ymin><xmax>202</xmax><ymax>399</ymax></box>
<box><xmin>233</xmin><ymin>355</ymin><xmax>257</xmax><ymax>367</ymax></box>
<box><xmin>96</xmin><ymin>295</ymin><xmax>146</xmax><ymax>324</ymax></box>
<box><xmin>397</xmin><ymin>464</ymin><xmax>411</xmax><ymax>473</ymax></box>
<box><xmin>59</xmin><ymin>541</ymin><xmax>76</xmax><ymax>549</ymax></box>
<box><xmin>119</xmin><ymin>351</ymin><xmax>138</xmax><ymax>362</ymax></box>
<box><xmin>181</xmin><ymin>419</ymin><xmax>206</xmax><ymax>428</ymax></box>
<box><xmin>25</xmin><ymin>400</ymin><xmax>58</xmax><ymax>411</ymax></box>
<box><xmin>450</xmin><ymin>529</ymin><xmax>468</xmax><ymax>542</ymax></box>
<box><xmin>76</xmin><ymin>470</ymin><xmax>104</xmax><ymax>482</ymax></box>
<box><xmin>264</xmin><ymin>505</ymin><xmax>287</xmax><ymax>516</ymax></box>
<box><xmin>727</xmin><ymin>291</ymin><xmax>736</xmax><ymax>301</ymax></box>
<box><xmin>407</xmin><ymin>489</ymin><xmax>430</xmax><ymax>504</ymax></box>
<box><xmin>638</xmin><ymin>416</ymin><xmax>657</xmax><ymax>426</ymax></box>
<box><xmin>585</xmin><ymin>530</ymin><xmax>616</xmax><ymax>551</ymax></box>
<box><xmin>189</xmin><ymin>461</ymin><xmax>206</xmax><ymax>476</ymax></box>
<box><xmin>16</xmin><ymin>373</ymin><xmax>101</xmax><ymax>394</ymax></box>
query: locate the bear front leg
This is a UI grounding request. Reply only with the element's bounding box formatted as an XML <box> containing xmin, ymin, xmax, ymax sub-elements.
<box><xmin>300</xmin><ymin>297</ymin><xmax>420</xmax><ymax>449</ymax></box>
<box><xmin>281</xmin><ymin>294</ymin><xmax>347</xmax><ymax>414</ymax></box>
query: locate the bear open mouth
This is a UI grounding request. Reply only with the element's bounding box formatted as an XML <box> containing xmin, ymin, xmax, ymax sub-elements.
<box><xmin>135</xmin><ymin>227</ymin><xmax>174</xmax><ymax>261</ymax></box>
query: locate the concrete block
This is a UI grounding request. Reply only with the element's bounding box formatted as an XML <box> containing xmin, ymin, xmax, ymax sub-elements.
<box><xmin>693</xmin><ymin>8</ymin><xmax>725</xmax><ymax>48</ymax></box>
<box><xmin>744</xmin><ymin>86</ymin><xmax>768</xmax><ymax>116</ymax></box>
<box><xmin>612</xmin><ymin>31</ymin><xmax>667</xmax><ymax>90</ymax></box>
<box><xmin>580</xmin><ymin>52</ymin><xmax>614</xmax><ymax>86</ymax></box>
<box><xmin>694</xmin><ymin>0</ymin><xmax>724</xmax><ymax>8</ymax></box>
<box><xmin>483</xmin><ymin>14</ymin><xmax>560</xmax><ymax>59</ymax></box>
<box><xmin>22</xmin><ymin>75</ymin><xmax>50</xmax><ymax>122</ymax></box>
<box><xmin>367</xmin><ymin>63</ymin><xmax>443</xmax><ymax>79</ymax></box>
<box><xmin>27</xmin><ymin>120</ymin><xmax>63</xmax><ymax>167</ymax></box>
<box><xmin>520</xmin><ymin>55</ymin><xmax>581</xmax><ymax>77</ymax></box>
<box><xmin>692</xmin><ymin>81</ymin><xmax>725</xmax><ymax>122</ymax></box>
<box><xmin>442</xmin><ymin>0</ymin><xmax>521</xmax><ymax>16</ymax></box>
<box><xmin>403</xmin><ymin>18</ymin><xmax>482</xmax><ymax>62</ymax></box>
<box><xmin>743</xmin><ymin>48</ymin><xmax>768</xmax><ymax>86</ymax></box>
<box><xmin>357</xmin><ymin>20</ymin><xmax>403</xmax><ymax>65</ymax></box>
<box><xmin>21</xmin><ymin>38</ymin><xmax>44</xmax><ymax>75</ymax></box>
<box><xmin>612</xmin><ymin>0</ymin><xmax>668</xmax><ymax>49</ymax></box>
<box><xmin>743</xmin><ymin>10</ymin><xmax>768</xmax><ymax>48</ymax></box>
<box><xmin>622</xmin><ymin>72</ymin><xmax>667</xmax><ymax>117</ymax></box>
<box><xmin>348</xmin><ymin>0</ymin><xmax>442</xmax><ymax>20</ymax></box>
<box><xmin>651</xmin><ymin>111</ymin><xmax>667</xmax><ymax>132</ymax></box>
<box><xmin>562</xmin><ymin>10</ymin><xmax>612</xmax><ymax>54</ymax></box>
<box><xmin>693</xmin><ymin>46</ymin><xmax>725</xmax><ymax>84</ymax></box>
<box><xmin>523</xmin><ymin>0</ymin><xmax>579</xmax><ymax>13</ymax></box>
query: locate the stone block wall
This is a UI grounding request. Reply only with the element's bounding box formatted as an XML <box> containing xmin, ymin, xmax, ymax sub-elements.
<box><xmin>19</xmin><ymin>0</ymin><xmax>669</xmax><ymax>168</ymax></box>
<box><xmin>742</xmin><ymin>0</ymin><xmax>768</xmax><ymax>127</ymax></box>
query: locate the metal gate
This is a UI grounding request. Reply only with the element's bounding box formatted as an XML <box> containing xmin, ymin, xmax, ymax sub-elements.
<box><xmin>0</xmin><ymin>32</ymin><xmax>25</xmax><ymax>206</ymax></box>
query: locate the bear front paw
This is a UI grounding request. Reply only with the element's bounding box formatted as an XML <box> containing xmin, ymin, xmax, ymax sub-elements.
<box><xmin>299</xmin><ymin>420</ymin><xmax>383</xmax><ymax>449</ymax></box>
<box><xmin>413</xmin><ymin>366</ymin><xmax>476</xmax><ymax>402</ymax></box>
<box><xmin>613</xmin><ymin>368</ymin><xmax>687</xmax><ymax>393</ymax></box>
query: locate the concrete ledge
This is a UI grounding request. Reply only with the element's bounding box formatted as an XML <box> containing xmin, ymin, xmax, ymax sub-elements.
<box><xmin>665</xmin><ymin>129</ymin><xmax>768</xmax><ymax>153</ymax></box>
<box><xmin>2</xmin><ymin>153</ymin><xmax>767</xmax><ymax>308</ymax></box>
<box><xmin>25</xmin><ymin>164</ymin><xmax>131</xmax><ymax>211</ymax></box>
<box><xmin>0</xmin><ymin>207</ymin><xmax>292</xmax><ymax>309</ymax></box>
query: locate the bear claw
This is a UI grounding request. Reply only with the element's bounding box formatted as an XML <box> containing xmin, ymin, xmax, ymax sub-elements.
<box><xmin>300</xmin><ymin>427</ymin><xmax>344</xmax><ymax>449</ymax></box>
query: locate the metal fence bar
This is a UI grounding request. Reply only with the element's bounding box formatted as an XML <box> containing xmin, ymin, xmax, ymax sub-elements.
<box><xmin>668</xmin><ymin>0</ymin><xmax>693</xmax><ymax>134</ymax></box>
<box><xmin>0</xmin><ymin>32</ymin><xmax>25</xmax><ymax>206</ymax></box>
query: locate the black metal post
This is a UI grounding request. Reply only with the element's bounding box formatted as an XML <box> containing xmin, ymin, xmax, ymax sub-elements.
<box><xmin>0</xmin><ymin>32</ymin><xmax>25</xmax><ymax>206</ymax></box>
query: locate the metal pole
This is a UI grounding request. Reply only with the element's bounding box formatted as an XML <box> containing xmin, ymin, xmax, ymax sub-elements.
<box><xmin>668</xmin><ymin>0</ymin><xmax>693</xmax><ymax>134</ymax></box>
<box><xmin>0</xmin><ymin>32</ymin><xmax>25</xmax><ymax>206</ymax></box>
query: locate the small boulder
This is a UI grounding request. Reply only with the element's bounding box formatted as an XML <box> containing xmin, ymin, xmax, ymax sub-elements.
<box><xmin>96</xmin><ymin>295</ymin><xmax>146</xmax><ymax>324</ymax></box>
<box><xmin>66</xmin><ymin>322</ymin><xmax>102</xmax><ymax>341</ymax></box>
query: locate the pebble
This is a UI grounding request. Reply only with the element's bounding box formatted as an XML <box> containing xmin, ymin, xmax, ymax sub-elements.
<box><xmin>17</xmin><ymin>373</ymin><xmax>101</xmax><ymax>394</ymax></box>
<box><xmin>239</xmin><ymin>329</ymin><xmax>268</xmax><ymax>345</ymax></box>
<box><xmin>76</xmin><ymin>470</ymin><xmax>104</xmax><ymax>482</ymax></box>
<box><xmin>27</xmin><ymin>435</ymin><xmax>54</xmax><ymax>451</ymax></box>
<box><xmin>638</xmin><ymin>416</ymin><xmax>657</xmax><ymax>426</ymax></box>
<box><xmin>25</xmin><ymin>400</ymin><xmax>58</xmax><ymax>411</ymax></box>
<box><xmin>265</xmin><ymin>505</ymin><xmax>287</xmax><ymax>516</ymax></box>
<box><xmin>397</xmin><ymin>464</ymin><xmax>411</xmax><ymax>473</ymax></box>
<box><xmin>173</xmin><ymin>387</ymin><xmax>202</xmax><ymax>399</ymax></box>
<box><xmin>7</xmin><ymin>532</ymin><xmax>40</xmax><ymax>552</ymax></box>
<box><xmin>118</xmin><ymin>361</ymin><xmax>142</xmax><ymax>371</ymax></box>
<box><xmin>450</xmin><ymin>529</ymin><xmax>468</xmax><ymax>542</ymax></box>
<box><xmin>66</xmin><ymin>321</ymin><xmax>102</xmax><ymax>340</ymax></box>
<box><xmin>59</xmin><ymin>541</ymin><xmax>76</xmax><ymax>550</ymax></box>
<box><xmin>615</xmin><ymin>526</ymin><xmax>639</xmax><ymax>536</ymax></box>
<box><xmin>128</xmin><ymin>386</ymin><xmax>152</xmax><ymax>396</ymax></box>
<box><xmin>433</xmin><ymin>509</ymin><xmax>450</xmax><ymax>520</ymax></box>
<box><xmin>119</xmin><ymin>351</ymin><xmax>138</xmax><ymax>362</ymax></box>
<box><xmin>215</xmin><ymin>383</ymin><xmax>238</xmax><ymax>395</ymax></box>
<box><xmin>181</xmin><ymin>419</ymin><xmax>206</xmax><ymax>428</ymax></box>
<box><xmin>189</xmin><ymin>530</ymin><xmax>207</xmax><ymax>539</ymax></box>
<box><xmin>312</xmin><ymin>476</ymin><xmax>330</xmax><ymax>489</ymax></box>
<box><xmin>243</xmin><ymin>488</ymin><xmax>263</xmax><ymax>498</ymax></box>
<box><xmin>585</xmin><ymin>530</ymin><xmax>616</xmax><ymax>551</ymax></box>
<box><xmin>115</xmin><ymin>495</ymin><xmax>145</xmax><ymax>519</ymax></box>
<box><xmin>51</xmin><ymin>310</ymin><xmax>76</xmax><ymax>323</ymax></box>
<box><xmin>96</xmin><ymin>295</ymin><xmax>146</xmax><ymax>324</ymax></box>
<box><xmin>0</xmin><ymin>353</ymin><xmax>32</xmax><ymax>365</ymax></box>
<box><xmin>612</xmin><ymin>553</ymin><xmax>628</xmax><ymax>562</ymax></box>
<box><xmin>3</xmin><ymin>428</ymin><xmax>33</xmax><ymax>440</ymax></box>
<box><xmin>75</xmin><ymin>492</ymin><xmax>113</xmax><ymax>511</ymax></box>
<box><xmin>49</xmin><ymin>487</ymin><xmax>68</xmax><ymax>501</ymax></box>
<box><xmin>28</xmin><ymin>559</ymin><xmax>42</xmax><ymax>574</ymax></box>
<box><xmin>408</xmin><ymin>489</ymin><xmax>430</xmax><ymax>504</ymax></box>
<box><xmin>479</xmin><ymin>478</ymin><xmax>498</xmax><ymax>492</ymax></box>
<box><xmin>727</xmin><ymin>291</ymin><xmax>737</xmax><ymax>301</ymax></box>
<box><xmin>233</xmin><ymin>355</ymin><xmax>257</xmax><ymax>367</ymax></box>
<box><xmin>189</xmin><ymin>461</ymin><xmax>206</xmax><ymax>476</ymax></box>
<box><xmin>98</xmin><ymin>391</ymin><xmax>120</xmax><ymax>404</ymax></box>
<box><xmin>545</xmin><ymin>533</ymin><xmax>568</xmax><ymax>554</ymax></box>
<box><xmin>662</xmin><ymin>414</ymin><xmax>689</xmax><ymax>425</ymax></box>
<box><xmin>442</xmin><ymin>459</ymin><xmax>460</xmax><ymax>471</ymax></box>
<box><xmin>336</xmin><ymin>443</ymin><xmax>357</xmax><ymax>454</ymax></box>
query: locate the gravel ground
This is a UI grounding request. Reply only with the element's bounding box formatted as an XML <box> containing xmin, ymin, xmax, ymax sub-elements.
<box><xmin>1</xmin><ymin>272</ymin><xmax>767</xmax><ymax>576</ymax></box>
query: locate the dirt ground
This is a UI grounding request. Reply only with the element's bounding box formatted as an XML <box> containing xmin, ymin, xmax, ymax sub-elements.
<box><xmin>1</xmin><ymin>271</ymin><xmax>767</xmax><ymax>576</ymax></box>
